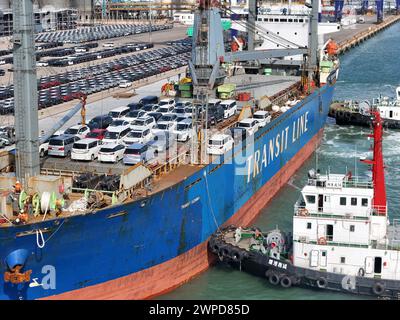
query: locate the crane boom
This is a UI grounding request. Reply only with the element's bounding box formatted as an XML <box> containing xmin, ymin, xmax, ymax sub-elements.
<box><xmin>12</xmin><ymin>0</ymin><xmax>40</xmax><ymax>183</ymax></box>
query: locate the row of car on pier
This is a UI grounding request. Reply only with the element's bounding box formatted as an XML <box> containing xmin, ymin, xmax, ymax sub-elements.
<box><xmin>35</xmin><ymin>24</ymin><xmax>173</xmax><ymax>44</ymax></box>
<box><xmin>40</xmin><ymin>96</ymin><xmax>272</xmax><ymax>165</ymax></box>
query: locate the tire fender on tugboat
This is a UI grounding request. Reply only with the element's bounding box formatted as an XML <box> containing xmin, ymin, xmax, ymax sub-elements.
<box><xmin>372</xmin><ymin>282</ymin><xmax>385</xmax><ymax>296</ymax></box>
<box><xmin>268</xmin><ymin>272</ymin><xmax>281</xmax><ymax>286</ymax></box>
<box><xmin>280</xmin><ymin>275</ymin><xmax>292</xmax><ymax>288</ymax></box>
<box><xmin>230</xmin><ymin>249</ymin><xmax>247</xmax><ymax>262</ymax></box>
<box><xmin>316</xmin><ymin>277</ymin><xmax>328</xmax><ymax>289</ymax></box>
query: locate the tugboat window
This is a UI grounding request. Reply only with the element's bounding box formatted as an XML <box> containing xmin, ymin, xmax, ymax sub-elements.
<box><xmin>350</xmin><ymin>225</ymin><xmax>355</xmax><ymax>232</ymax></box>
<box><xmin>307</xmin><ymin>222</ymin><xmax>312</xmax><ymax>229</ymax></box>
<box><xmin>306</xmin><ymin>195</ymin><xmax>316</xmax><ymax>204</ymax></box>
<box><xmin>340</xmin><ymin>257</ymin><xmax>346</xmax><ymax>264</ymax></box>
<box><xmin>374</xmin><ymin>257</ymin><xmax>382</xmax><ymax>274</ymax></box>
<box><xmin>362</xmin><ymin>198</ymin><xmax>368</xmax><ymax>206</ymax></box>
<box><xmin>326</xmin><ymin>224</ymin><xmax>333</xmax><ymax>241</ymax></box>
<box><xmin>351</xmin><ymin>198</ymin><xmax>357</xmax><ymax>206</ymax></box>
<box><xmin>340</xmin><ymin>197</ymin><xmax>347</xmax><ymax>206</ymax></box>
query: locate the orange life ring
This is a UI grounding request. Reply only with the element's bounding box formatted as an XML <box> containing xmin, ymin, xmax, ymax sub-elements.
<box><xmin>318</xmin><ymin>237</ymin><xmax>327</xmax><ymax>245</ymax></box>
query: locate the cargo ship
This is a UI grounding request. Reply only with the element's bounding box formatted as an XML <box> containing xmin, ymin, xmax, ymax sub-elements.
<box><xmin>0</xmin><ymin>0</ymin><xmax>338</xmax><ymax>300</ymax></box>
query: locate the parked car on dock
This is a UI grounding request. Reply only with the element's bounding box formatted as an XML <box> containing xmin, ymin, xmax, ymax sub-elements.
<box><xmin>119</xmin><ymin>80</ymin><xmax>133</xmax><ymax>88</ymax></box>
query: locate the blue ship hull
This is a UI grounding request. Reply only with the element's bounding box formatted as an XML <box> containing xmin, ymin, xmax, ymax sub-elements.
<box><xmin>0</xmin><ymin>77</ymin><xmax>336</xmax><ymax>300</ymax></box>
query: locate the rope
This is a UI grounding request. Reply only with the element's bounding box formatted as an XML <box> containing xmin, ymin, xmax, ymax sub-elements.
<box><xmin>36</xmin><ymin>229</ymin><xmax>45</xmax><ymax>249</ymax></box>
<box><xmin>203</xmin><ymin>170</ymin><xmax>220</xmax><ymax>232</ymax></box>
<box><xmin>35</xmin><ymin>219</ymin><xmax>66</xmax><ymax>249</ymax></box>
<box><xmin>45</xmin><ymin>220</ymin><xmax>66</xmax><ymax>244</ymax></box>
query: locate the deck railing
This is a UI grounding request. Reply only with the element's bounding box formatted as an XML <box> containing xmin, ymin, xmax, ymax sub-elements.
<box><xmin>307</xmin><ymin>177</ymin><xmax>373</xmax><ymax>189</ymax></box>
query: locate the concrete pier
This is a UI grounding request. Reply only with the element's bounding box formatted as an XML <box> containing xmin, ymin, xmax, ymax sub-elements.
<box><xmin>329</xmin><ymin>15</ymin><xmax>400</xmax><ymax>54</ymax></box>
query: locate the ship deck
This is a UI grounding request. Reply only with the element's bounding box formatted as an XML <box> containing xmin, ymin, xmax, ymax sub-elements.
<box><xmin>40</xmin><ymin>74</ymin><xmax>301</xmax><ymax>178</ymax></box>
<box><xmin>2</xmin><ymin>73</ymin><xmax>303</xmax><ymax>226</ymax></box>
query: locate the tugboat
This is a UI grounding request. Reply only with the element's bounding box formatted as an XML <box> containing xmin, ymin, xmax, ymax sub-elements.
<box><xmin>329</xmin><ymin>87</ymin><xmax>400</xmax><ymax>128</ymax></box>
<box><xmin>209</xmin><ymin>111</ymin><xmax>400</xmax><ymax>299</ymax></box>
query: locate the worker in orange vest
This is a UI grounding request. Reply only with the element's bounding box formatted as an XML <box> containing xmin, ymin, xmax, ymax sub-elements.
<box><xmin>326</xmin><ymin>39</ymin><xmax>338</xmax><ymax>57</ymax></box>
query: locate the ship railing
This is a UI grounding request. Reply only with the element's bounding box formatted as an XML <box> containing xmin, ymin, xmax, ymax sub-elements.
<box><xmin>307</xmin><ymin>177</ymin><xmax>372</xmax><ymax>189</ymax></box>
<box><xmin>294</xmin><ymin>205</ymin><xmax>370</xmax><ymax>221</ymax></box>
<box><xmin>151</xmin><ymin>150</ymin><xmax>190</xmax><ymax>177</ymax></box>
<box><xmin>296</xmin><ymin>237</ymin><xmax>369</xmax><ymax>248</ymax></box>
<box><xmin>367</xmin><ymin>206</ymin><xmax>388</xmax><ymax>216</ymax></box>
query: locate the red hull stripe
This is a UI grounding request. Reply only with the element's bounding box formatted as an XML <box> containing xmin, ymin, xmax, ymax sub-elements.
<box><xmin>44</xmin><ymin>129</ymin><xmax>323</xmax><ymax>300</ymax></box>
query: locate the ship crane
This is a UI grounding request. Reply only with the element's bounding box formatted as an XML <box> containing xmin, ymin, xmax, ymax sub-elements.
<box><xmin>334</xmin><ymin>0</ymin><xmax>344</xmax><ymax>21</ymax></box>
<box><xmin>375</xmin><ymin>0</ymin><xmax>384</xmax><ymax>23</ymax></box>
<box><xmin>190</xmin><ymin>0</ymin><xmax>320</xmax><ymax>92</ymax></box>
<box><xmin>361</xmin><ymin>0</ymin><xmax>369</xmax><ymax>14</ymax></box>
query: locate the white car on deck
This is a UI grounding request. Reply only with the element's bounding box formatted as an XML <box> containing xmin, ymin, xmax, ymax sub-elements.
<box><xmin>207</xmin><ymin>134</ymin><xmax>234</xmax><ymax>155</ymax></box>
<box><xmin>64</xmin><ymin>124</ymin><xmax>90</xmax><ymax>139</ymax></box>
<box><xmin>130</xmin><ymin>116</ymin><xmax>156</xmax><ymax>131</ymax></box>
<box><xmin>152</xmin><ymin>121</ymin><xmax>177</xmax><ymax>136</ymax></box>
<box><xmin>123</xmin><ymin>128</ymin><xmax>153</xmax><ymax>145</ymax></box>
<box><xmin>220</xmin><ymin>100</ymin><xmax>237</xmax><ymax>119</ymax></box>
<box><xmin>103</xmin><ymin>126</ymin><xmax>131</xmax><ymax>145</ymax></box>
<box><xmin>71</xmin><ymin>138</ymin><xmax>102</xmax><ymax>161</ymax></box>
<box><xmin>158</xmin><ymin>98</ymin><xmax>176</xmax><ymax>109</ymax></box>
<box><xmin>107</xmin><ymin>119</ymin><xmax>130</xmax><ymax>131</ymax></box>
<box><xmin>253</xmin><ymin>111</ymin><xmax>272</xmax><ymax>128</ymax></box>
<box><xmin>236</xmin><ymin>118</ymin><xmax>259</xmax><ymax>136</ymax></box>
<box><xmin>98</xmin><ymin>143</ymin><xmax>126</xmax><ymax>163</ymax></box>
<box><xmin>122</xmin><ymin>110</ymin><xmax>147</xmax><ymax>123</ymax></box>
<box><xmin>173</xmin><ymin>119</ymin><xmax>194</xmax><ymax>142</ymax></box>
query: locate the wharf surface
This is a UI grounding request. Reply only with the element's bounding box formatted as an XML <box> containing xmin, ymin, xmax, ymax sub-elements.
<box><xmin>324</xmin><ymin>14</ymin><xmax>400</xmax><ymax>54</ymax></box>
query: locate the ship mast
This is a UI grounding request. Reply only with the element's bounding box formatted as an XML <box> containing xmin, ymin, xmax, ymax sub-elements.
<box><xmin>12</xmin><ymin>0</ymin><xmax>40</xmax><ymax>183</ymax></box>
<box><xmin>361</xmin><ymin>111</ymin><xmax>387</xmax><ymax>215</ymax></box>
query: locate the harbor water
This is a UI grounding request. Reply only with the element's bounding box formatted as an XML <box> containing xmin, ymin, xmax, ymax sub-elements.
<box><xmin>160</xmin><ymin>22</ymin><xmax>400</xmax><ymax>300</ymax></box>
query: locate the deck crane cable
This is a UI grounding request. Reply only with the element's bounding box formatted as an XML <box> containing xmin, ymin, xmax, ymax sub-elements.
<box><xmin>221</xmin><ymin>4</ymin><xmax>303</xmax><ymax>49</ymax></box>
